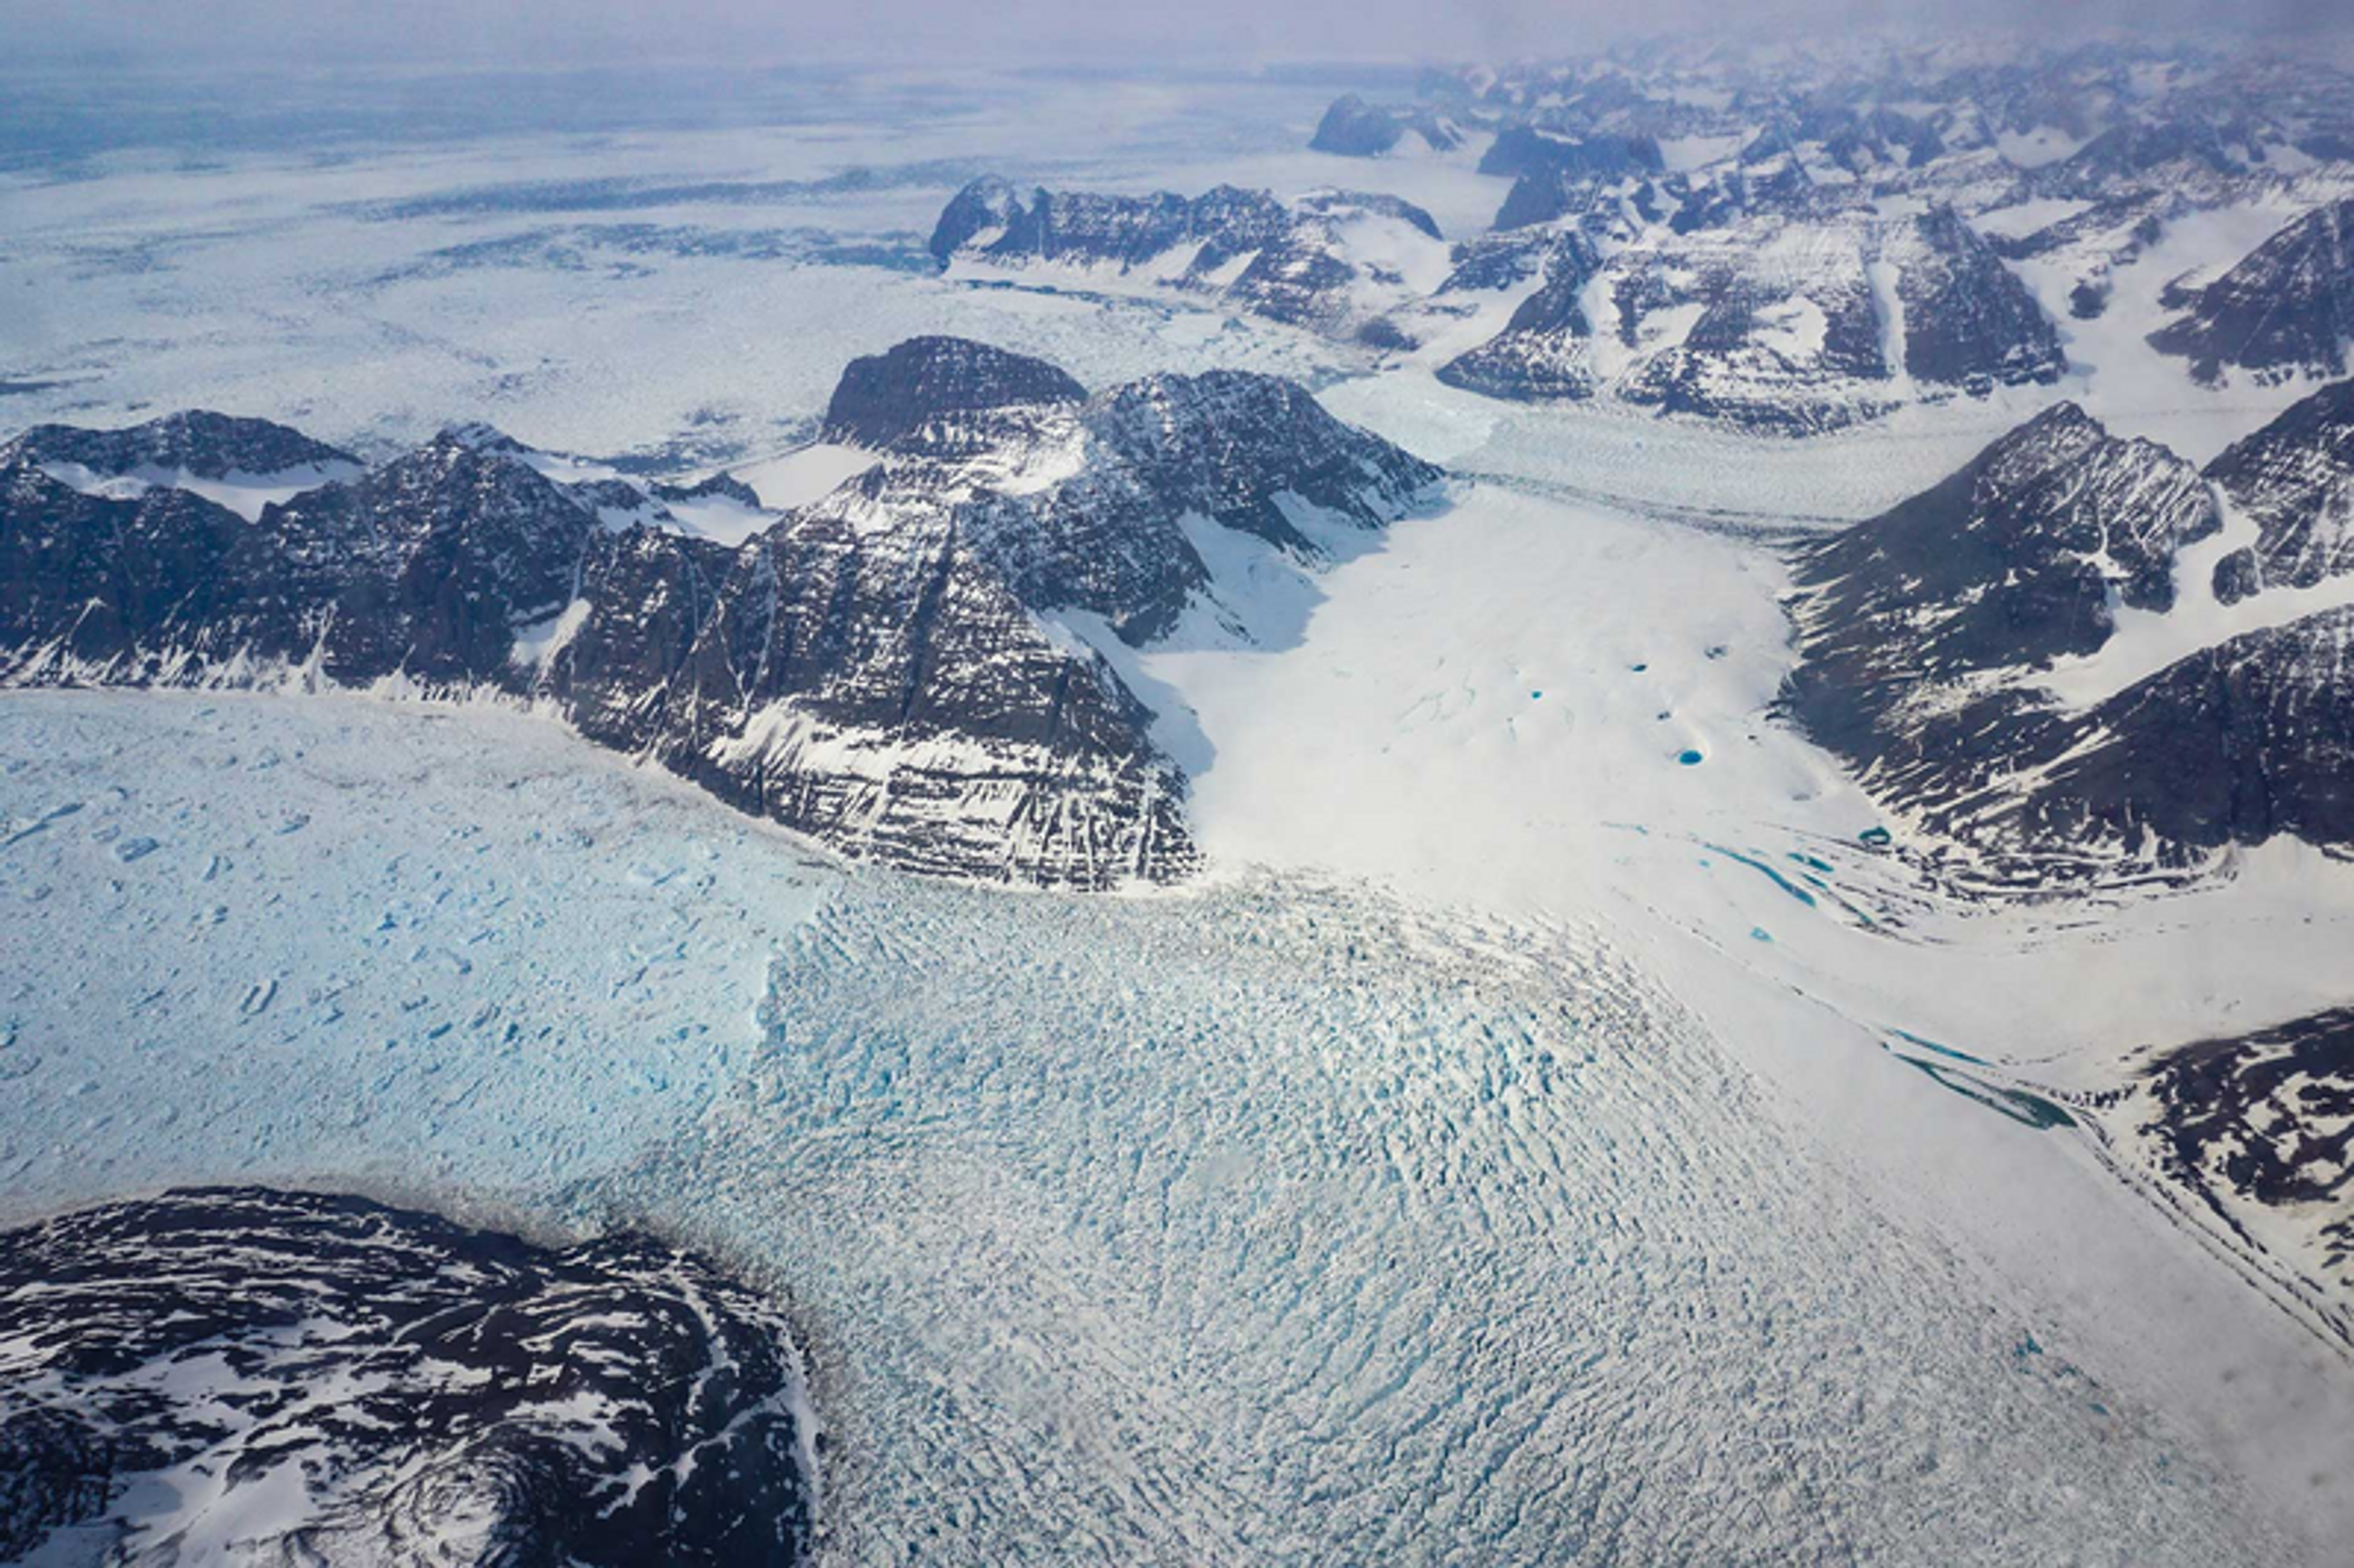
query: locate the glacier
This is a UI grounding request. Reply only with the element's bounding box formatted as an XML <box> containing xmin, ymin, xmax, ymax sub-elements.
<box><xmin>1</xmin><ymin>688</ymin><xmax>2345</xmax><ymax>1564</ymax></box>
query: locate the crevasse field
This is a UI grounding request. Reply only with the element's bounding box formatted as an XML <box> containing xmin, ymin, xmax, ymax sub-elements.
<box><xmin>4</xmin><ymin>60</ymin><xmax>2354</xmax><ymax>1566</ymax></box>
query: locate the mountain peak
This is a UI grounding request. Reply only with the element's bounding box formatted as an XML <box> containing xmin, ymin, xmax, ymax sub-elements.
<box><xmin>434</xmin><ymin>421</ymin><xmax>529</xmax><ymax>454</ymax></box>
<box><xmin>820</xmin><ymin>337</ymin><xmax>1089</xmax><ymax>451</ymax></box>
<box><xmin>0</xmin><ymin>409</ymin><xmax>359</xmax><ymax>480</ymax></box>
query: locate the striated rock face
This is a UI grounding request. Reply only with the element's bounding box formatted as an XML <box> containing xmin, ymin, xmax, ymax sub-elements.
<box><xmin>1</xmin><ymin>430</ymin><xmax>606</xmax><ymax>691</ymax></box>
<box><xmin>2149</xmin><ymin>197</ymin><xmax>2354</xmax><ymax>385</ymax></box>
<box><xmin>0</xmin><ymin>409</ymin><xmax>358</xmax><ymax>481</ymax></box>
<box><xmin>2135</xmin><ymin>1009</ymin><xmax>2354</xmax><ymax>1294</ymax></box>
<box><xmin>820</xmin><ymin>335</ymin><xmax>1088</xmax><ymax>449</ymax></box>
<box><xmin>2043</xmin><ymin>607</ymin><xmax>2354</xmax><ymax>853</ymax></box>
<box><xmin>2204</xmin><ymin>377</ymin><xmax>2354</xmax><ymax>601</ymax></box>
<box><xmin>1436</xmin><ymin>205</ymin><xmax>2060</xmax><ymax>432</ymax></box>
<box><xmin>0</xmin><ymin>349</ymin><xmax>1442</xmax><ymax>887</ymax></box>
<box><xmin>1779</xmin><ymin>386</ymin><xmax>2354</xmax><ymax>882</ymax></box>
<box><xmin>0</xmin><ymin>1187</ymin><xmax>816</xmax><ymax>1567</ymax></box>
<box><xmin>1887</xmin><ymin>205</ymin><xmax>2066</xmax><ymax>391</ymax></box>
<box><xmin>1434</xmin><ymin>232</ymin><xmax>1607</xmax><ymax>400</ymax></box>
<box><xmin>926</xmin><ymin>177</ymin><xmax>1445</xmax><ymax>341</ymax></box>
<box><xmin>1779</xmin><ymin>404</ymin><xmax>2216</xmax><ymax>815</ymax></box>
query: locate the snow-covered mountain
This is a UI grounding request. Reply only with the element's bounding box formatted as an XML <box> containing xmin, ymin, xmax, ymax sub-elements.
<box><xmin>2149</xmin><ymin>197</ymin><xmax>2354</xmax><ymax>386</ymax></box>
<box><xmin>1308</xmin><ymin>93</ymin><xmax>1465</xmax><ymax>158</ymax></box>
<box><xmin>0</xmin><ymin>341</ymin><xmax>1441</xmax><ymax>886</ymax></box>
<box><xmin>0</xmin><ymin>409</ymin><xmax>357</xmax><ymax>482</ymax></box>
<box><xmin>0</xmin><ymin>411</ymin><xmax>366</xmax><ymax>522</ymax></box>
<box><xmin>1437</xmin><ymin>198</ymin><xmax>2064</xmax><ymax>432</ymax></box>
<box><xmin>929</xmin><ymin>177</ymin><xmax>1449</xmax><ymax>344</ymax></box>
<box><xmin>0</xmin><ymin>1187</ymin><xmax>816</xmax><ymax>1566</ymax></box>
<box><xmin>1274</xmin><ymin>37</ymin><xmax>2354</xmax><ymax>433</ymax></box>
<box><xmin>2133</xmin><ymin>1008</ymin><xmax>2354</xmax><ymax>1296</ymax></box>
<box><xmin>1780</xmin><ymin>383</ymin><xmax>2354</xmax><ymax>885</ymax></box>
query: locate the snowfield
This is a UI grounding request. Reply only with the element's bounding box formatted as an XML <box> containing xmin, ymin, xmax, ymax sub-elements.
<box><xmin>9</xmin><ymin>53</ymin><xmax>2354</xmax><ymax>1566</ymax></box>
<box><xmin>2</xmin><ymin>689</ymin><xmax>2348</xmax><ymax>1564</ymax></box>
<box><xmin>0</xmin><ymin>695</ymin><xmax>831</xmax><ymax>1211</ymax></box>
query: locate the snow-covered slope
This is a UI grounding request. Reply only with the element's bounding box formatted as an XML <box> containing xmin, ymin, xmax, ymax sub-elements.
<box><xmin>0</xmin><ymin>691</ymin><xmax>2334</xmax><ymax>1567</ymax></box>
<box><xmin>930</xmin><ymin>177</ymin><xmax>1451</xmax><ymax>345</ymax></box>
<box><xmin>1780</xmin><ymin>383</ymin><xmax>2354</xmax><ymax>886</ymax></box>
<box><xmin>0</xmin><ymin>1186</ymin><xmax>818</xmax><ymax>1566</ymax></box>
<box><xmin>1436</xmin><ymin>202</ymin><xmax>2063</xmax><ymax>433</ymax></box>
<box><xmin>0</xmin><ymin>341</ymin><xmax>1441</xmax><ymax>888</ymax></box>
<box><xmin>2149</xmin><ymin>196</ymin><xmax>2354</xmax><ymax>384</ymax></box>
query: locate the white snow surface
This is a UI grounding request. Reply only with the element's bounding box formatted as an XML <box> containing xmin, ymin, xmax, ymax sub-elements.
<box><xmin>2</xmin><ymin>681</ymin><xmax>2350</xmax><ymax>1565</ymax></box>
<box><xmin>5</xmin><ymin>65</ymin><xmax>2354</xmax><ymax>1566</ymax></box>
<box><xmin>32</xmin><ymin>459</ymin><xmax>364</xmax><ymax>522</ymax></box>
<box><xmin>734</xmin><ymin>443</ymin><xmax>882</xmax><ymax>510</ymax></box>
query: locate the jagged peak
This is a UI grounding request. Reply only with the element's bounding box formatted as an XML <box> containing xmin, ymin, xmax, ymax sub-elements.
<box><xmin>0</xmin><ymin>408</ymin><xmax>359</xmax><ymax>479</ymax></box>
<box><xmin>433</xmin><ymin>421</ymin><xmax>530</xmax><ymax>454</ymax></box>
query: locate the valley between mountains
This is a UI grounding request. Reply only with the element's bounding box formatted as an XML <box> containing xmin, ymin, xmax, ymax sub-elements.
<box><xmin>7</xmin><ymin>31</ymin><xmax>2354</xmax><ymax>1566</ymax></box>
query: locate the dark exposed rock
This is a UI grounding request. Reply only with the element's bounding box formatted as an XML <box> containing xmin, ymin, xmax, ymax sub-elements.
<box><xmin>2203</xmin><ymin>378</ymin><xmax>2354</xmax><ymax>602</ymax></box>
<box><xmin>1435</xmin><ymin>229</ymin><xmax>1557</xmax><ymax>294</ymax></box>
<box><xmin>1295</xmin><ymin>189</ymin><xmax>1442</xmax><ymax>241</ymax></box>
<box><xmin>257</xmin><ymin>432</ymin><xmax>610</xmax><ymax>685</ymax></box>
<box><xmin>1785</xmin><ymin>403</ymin><xmax>2217</xmax><ymax>702</ymax></box>
<box><xmin>0</xmin><ymin>409</ymin><xmax>358</xmax><ymax>481</ymax></box>
<box><xmin>1891</xmin><ymin>205</ymin><xmax>2066</xmax><ymax>390</ymax></box>
<box><xmin>1436</xmin><ymin>232</ymin><xmax>1607</xmax><ymax>401</ymax></box>
<box><xmin>1</xmin><ymin>346</ymin><xmax>1442</xmax><ymax>887</ymax></box>
<box><xmin>2137</xmin><ymin>1009</ymin><xmax>2354</xmax><ymax>1290</ymax></box>
<box><xmin>1311</xmin><ymin>94</ymin><xmax>1404</xmax><ymax>156</ymax></box>
<box><xmin>2047</xmin><ymin>113</ymin><xmax>2251</xmax><ymax>196</ymax></box>
<box><xmin>1777</xmin><ymin>404</ymin><xmax>2230</xmax><ymax>869</ymax></box>
<box><xmin>927</xmin><ymin>178</ymin><xmax>1442</xmax><ymax>340</ymax></box>
<box><xmin>2149</xmin><ymin>198</ymin><xmax>2354</xmax><ymax>385</ymax></box>
<box><xmin>0</xmin><ymin>1187</ymin><xmax>815</xmax><ymax>1567</ymax></box>
<box><xmin>820</xmin><ymin>335</ymin><xmax>1088</xmax><ymax>449</ymax></box>
<box><xmin>1778</xmin><ymin>385</ymin><xmax>2354</xmax><ymax>881</ymax></box>
<box><xmin>929</xmin><ymin>178</ymin><xmax>1289</xmax><ymax>275</ymax></box>
<box><xmin>1490</xmin><ymin>133</ymin><xmax>1667</xmax><ymax>230</ymax></box>
<box><xmin>653</xmin><ymin>470</ymin><xmax>764</xmax><ymax>508</ymax></box>
<box><xmin>2043</xmin><ymin>607</ymin><xmax>2354</xmax><ymax>853</ymax></box>
<box><xmin>1309</xmin><ymin>95</ymin><xmax>1463</xmax><ymax>158</ymax></box>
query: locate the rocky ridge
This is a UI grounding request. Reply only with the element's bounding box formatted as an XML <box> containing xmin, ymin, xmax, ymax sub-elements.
<box><xmin>0</xmin><ymin>343</ymin><xmax>1443</xmax><ymax>887</ymax></box>
<box><xmin>0</xmin><ymin>1187</ymin><xmax>817</xmax><ymax>1567</ymax></box>
<box><xmin>1779</xmin><ymin>384</ymin><xmax>2354</xmax><ymax>883</ymax></box>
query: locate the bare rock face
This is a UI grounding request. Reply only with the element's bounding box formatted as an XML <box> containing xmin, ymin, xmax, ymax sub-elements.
<box><xmin>1434</xmin><ymin>232</ymin><xmax>1607</xmax><ymax>401</ymax></box>
<box><xmin>0</xmin><ymin>346</ymin><xmax>1443</xmax><ymax>888</ymax></box>
<box><xmin>2203</xmin><ymin>377</ymin><xmax>2354</xmax><ymax>602</ymax></box>
<box><xmin>2148</xmin><ymin>198</ymin><xmax>2354</xmax><ymax>385</ymax></box>
<box><xmin>1308</xmin><ymin>94</ymin><xmax>1464</xmax><ymax>158</ymax></box>
<box><xmin>1487</xmin><ymin>132</ymin><xmax>1666</xmax><ymax>230</ymax></box>
<box><xmin>1434</xmin><ymin>205</ymin><xmax>2060</xmax><ymax>432</ymax></box>
<box><xmin>1887</xmin><ymin>204</ymin><xmax>2066</xmax><ymax>392</ymax></box>
<box><xmin>1779</xmin><ymin>384</ymin><xmax>2354</xmax><ymax>883</ymax></box>
<box><xmin>0</xmin><ymin>1187</ymin><xmax>817</xmax><ymax>1567</ymax></box>
<box><xmin>2135</xmin><ymin>1010</ymin><xmax>2354</xmax><ymax>1295</ymax></box>
<box><xmin>0</xmin><ymin>409</ymin><xmax>359</xmax><ymax>481</ymax></box>
<box><xmin>1311</xmin><ymin>94</ymin><xmax>1404</xmax><ymax>156</ymax></box>
<box><xmin>926</xmin><ymin>177</ymin><xmax>1444</xmax><ymax>341</ymax></box>
<box><xmin>819</xmin><ymin>335</ymin><xmax>1089</xmax><ymax>449</ymax></box>
<box><xmin>653</xmin><ymin>470</ymin><xmax>764</xmax><ymax>508</ymax></box>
